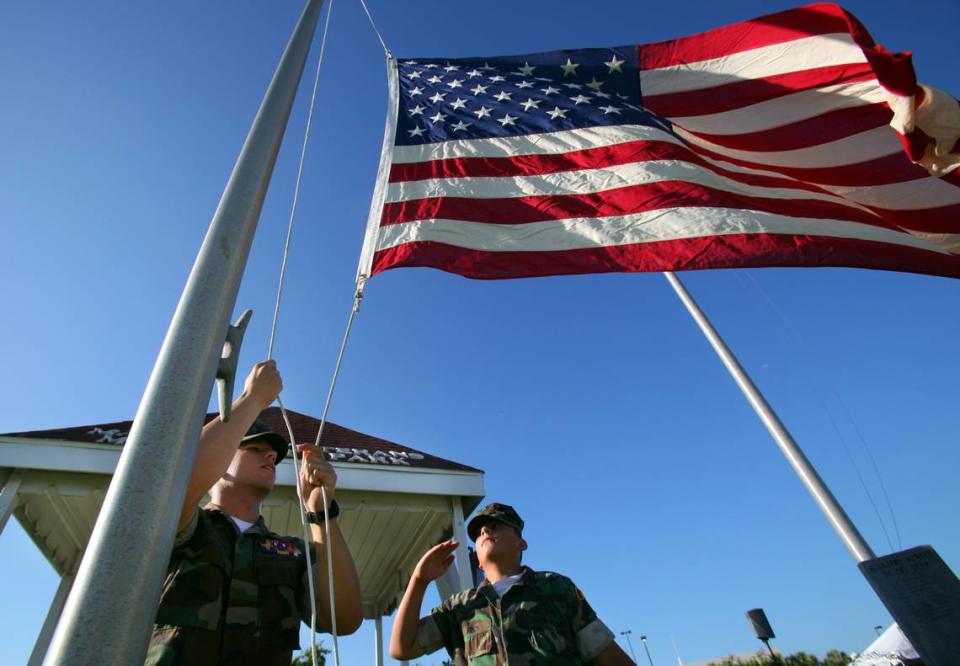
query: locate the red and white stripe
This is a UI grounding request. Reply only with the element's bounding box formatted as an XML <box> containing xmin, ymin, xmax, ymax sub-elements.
<box><xmin>360</xmin><ymin>3</ymin><xmax>960</xmax><ymax>280</ymax></box>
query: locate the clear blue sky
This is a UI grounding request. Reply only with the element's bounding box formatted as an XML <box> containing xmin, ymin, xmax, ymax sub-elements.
<box><xmin>2</xmin><ymin>1</ymin><xmax>958</xmax><ymax>664</ymax></box>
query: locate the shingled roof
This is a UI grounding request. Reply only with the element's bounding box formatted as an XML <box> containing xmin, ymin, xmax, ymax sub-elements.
<box><xmin>3</xmin><ymin>406</ymin><xmax>480</xmax><ymax>473</ymax></box>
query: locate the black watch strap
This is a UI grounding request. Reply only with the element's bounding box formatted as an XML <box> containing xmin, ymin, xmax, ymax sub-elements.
<box><xmin>305</xmin><ymin>499</ymin><xmax>340</xmax><ymax>525</ymax></box>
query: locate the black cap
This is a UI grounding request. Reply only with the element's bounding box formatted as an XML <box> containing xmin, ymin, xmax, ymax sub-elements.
<box><xmin>241</xmin><ymin>420</ymin><xmax>288</xmax><ymax>464</ymax></box>
<box><xmin>467</xmin><ymin>503</ymin><xmax>524</xmax><ymax>541</ymax></box>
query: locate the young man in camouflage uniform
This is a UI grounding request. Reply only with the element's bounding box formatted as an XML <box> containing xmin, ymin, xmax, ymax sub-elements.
<box><xmin>389</xmin><ymin>503</ymin><xmax>635</xmax><ymax>665</ymax></box>
<box><xmin>146</xmin><ymin>360</ymin><xmax>363</xmax><ymax>665</ymax></box>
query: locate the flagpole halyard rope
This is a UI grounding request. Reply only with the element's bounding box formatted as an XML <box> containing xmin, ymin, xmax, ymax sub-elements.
<box><xmin>268</xmin><ymin>0</ymin><xmax>336</xmax><ymax>360</ymax></box>
<box><xmin>320</xmin><ymin>485</ymin><xmax>338</xmax><ymax>658</ymax></box>
<box><xmin>264</xmin><ymin>1</ymin><xmax>340</xmax><ymax>665</ymax></box>
<box><xmin>277</xmin><ymin>398</ymin><xmax>322</xmax><ymax>664</ymax></box>
<box><xmin>313</xmin><ymin>284</ymin><xmax>364</xmax><ymax>449</ymax></box>
<box><xmin>358</xmin><ymin>0</ymin><xmax>392</xmax><ymax>57</ymax></box>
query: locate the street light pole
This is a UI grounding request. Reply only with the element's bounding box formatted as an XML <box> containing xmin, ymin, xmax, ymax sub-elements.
<box><xmin>620</xmin><ymin>630</ymin><xmax>638</xmax><ymax>663</ymax></box>
<box><xmin>641</xmin><ymin>635</ymin><xmax>655</xmax><ymax>666</ymax></box>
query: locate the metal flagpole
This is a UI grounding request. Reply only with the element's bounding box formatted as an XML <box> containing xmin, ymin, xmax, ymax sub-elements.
<box><xmin>663</xmin><ymin>271</ymin><xmax>875</xmax><ymax>563</ymax></box>
<box><xmin>44</xmin><ymin>2</ymin><xmax>325</xmax><ymax>663</ymax></box>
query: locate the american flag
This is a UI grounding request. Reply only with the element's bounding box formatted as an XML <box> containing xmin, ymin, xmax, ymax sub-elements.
<box><xmin>358</xmin><ymin>3</ymin><xmax>960</xmax><ymax>281</ymax></box>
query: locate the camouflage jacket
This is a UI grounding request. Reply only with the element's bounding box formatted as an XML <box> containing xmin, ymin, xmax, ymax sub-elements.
<box><xmin>145</xmin><ymin>506</ymin><xmax>310</xmax><ymax>666</ymax></box>
<box><xmin>416</xmin><ymin>566</ymin><xmax>615</xmax><ymax>665</ymax></box>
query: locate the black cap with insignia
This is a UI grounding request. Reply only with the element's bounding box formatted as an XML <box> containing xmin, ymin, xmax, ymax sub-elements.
<box><xmin>240</xmin><ymin>420</ymin><xmax>289</xmax><ymax>464</ymax></box>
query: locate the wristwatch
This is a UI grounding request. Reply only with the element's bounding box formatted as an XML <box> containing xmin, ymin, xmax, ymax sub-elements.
<box><xmin>305</xmin><ymin>499</ymin><xmax>340</xmax><ymax>525</ymax></box>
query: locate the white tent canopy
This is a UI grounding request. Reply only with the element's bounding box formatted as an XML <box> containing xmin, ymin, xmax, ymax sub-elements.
<box><xmin>0</xmin><ymin>407</ymin><xmax>485</xmax><ymax>665</ymax></box>
<box><xmin>852</xmin><ymin>623</ymin><xmax>921</xmax><ymax>666</ymax></box>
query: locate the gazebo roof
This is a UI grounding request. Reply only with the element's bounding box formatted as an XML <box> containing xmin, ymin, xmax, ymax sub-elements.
<box><xmin>6</xmin><ymin>406</ymin><xmax>481</xmax><ymax>473</ymax></box>
<box><xmin>0</xmin><ymin>408</ymin><xmax>484</xmax><ymax>618</ymax></box>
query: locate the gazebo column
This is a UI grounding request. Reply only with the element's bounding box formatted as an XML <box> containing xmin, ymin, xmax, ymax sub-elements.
<box><xmin>436</xmin><ymin>562</ymin><xmax>463</xmax><ymax>603</ymax></box>
<box><xmin>0</xmin><ymin>468</ymin><xmax>22</xmax><ymax>535</ymax></box>
<box><xmin>28</xmin><ymin>558</ymin><xmax>79</xmax><ymax>666</ymax></box>
<box><xmin>450</xmin><ymin>497</ymin><xmax>473</xmax><ymax>591</ymax></box>
<box><xmin>374</xmin><ymin>611</ymin><xmax>384</xmax><ymax>666</ymax></box>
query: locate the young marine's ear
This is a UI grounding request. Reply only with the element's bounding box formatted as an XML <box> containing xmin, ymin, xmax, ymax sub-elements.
<box><xmin>518</xmin><ymin>536</ymin><xmax>528</xmax><ymax>553</ymax></box>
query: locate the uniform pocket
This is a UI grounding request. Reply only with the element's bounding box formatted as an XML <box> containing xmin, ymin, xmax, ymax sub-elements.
<box><xmin>465</xmin><ymin>629</ymin><xmax>496</xmax><ymax>658</ymax></box>
<box><xmin>254</xmin><ymin>552</ymin><xmax>304</xmax><ymax>649</ymax></box>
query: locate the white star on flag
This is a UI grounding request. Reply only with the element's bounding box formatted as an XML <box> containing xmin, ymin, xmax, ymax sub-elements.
<box><xmin>604</xmin><ymin>54</ymin><xmax>625</xmax><ymax>72</ymax></box>
<box><xmin>586</xmin><ymin>77</ymin><xmax>604</xmax><ymax>91</ymax></box>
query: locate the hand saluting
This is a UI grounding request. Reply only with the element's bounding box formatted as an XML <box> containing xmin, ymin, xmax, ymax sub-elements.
<box><xmin>297</xmin><ymin>444</ymin><xmax>337</xmax><ymax>514</ymax></box>
<box><xmin>412</xmin><ymin>540</ymin><xmax>459</xmax><ymax>584</ymax></box>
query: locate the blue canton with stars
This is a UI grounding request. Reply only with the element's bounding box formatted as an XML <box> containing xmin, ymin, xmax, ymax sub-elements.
<box><xmin>395</xmin><ymin>47</ymin><xmax>663</xmax><ymax>146</ymax></box>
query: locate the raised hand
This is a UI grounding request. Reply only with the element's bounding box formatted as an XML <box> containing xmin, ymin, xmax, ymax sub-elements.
<box><xmin>413</xmin><ymin>540</ymin><xmax>459</xmax><ymax>584</ymax></box>
<box><xmin>242</xmin><ymin>360</ymin><xmax>283</xmax><ymax>409</ymax></box>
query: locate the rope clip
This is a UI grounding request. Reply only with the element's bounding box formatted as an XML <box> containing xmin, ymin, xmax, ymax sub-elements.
<box><xmin>216</xmin><ymin>309</ymin><xmax>253</xmax><ymax>422</ymax></box>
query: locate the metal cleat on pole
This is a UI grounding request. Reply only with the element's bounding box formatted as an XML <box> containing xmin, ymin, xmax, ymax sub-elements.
<box><xmin>216</xmin><ymin>309</ymin><xmax>252</xmax><ymax>422</ymax></box>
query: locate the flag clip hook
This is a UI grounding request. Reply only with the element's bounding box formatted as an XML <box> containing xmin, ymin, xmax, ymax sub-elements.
<box><xmin>216</xmin><ymin>309</ymin><xmax>252</xmax><ymax>422</ymax></box>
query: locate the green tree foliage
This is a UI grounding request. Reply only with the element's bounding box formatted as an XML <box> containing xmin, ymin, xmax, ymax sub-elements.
<box><xmin>707</xmin><ymin>650</ymin><xmax>851</xmax><ymax>666</ymax></box>
<box><xmin>823</xmin><ymin>650</ymin><xmax>853</xmax><ymax>666</ymax></box>
<box><xmin>291</xmin><ymin>642</ymin><xmax>331</xmax><ymax>665</ymax></box>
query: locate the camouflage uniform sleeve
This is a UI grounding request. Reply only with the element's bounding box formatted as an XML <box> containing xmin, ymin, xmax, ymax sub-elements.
<box><xmin>173</xmin><ymin>508</ymin><xmax>200</xmax><ymax>548</ymax></box>
<box><xmin>415</xmin><ymin>600</ymin><xmax>456</xmax><ymax>655</ymax></box>
<box><xmin>565</xmin><ymin>578</ymin><xmax>615</xmax><ymax>662</ymax></box>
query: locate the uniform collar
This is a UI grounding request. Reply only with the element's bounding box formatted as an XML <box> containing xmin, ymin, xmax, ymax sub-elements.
<box><xmin>478</xmin><ymin>565</ymin><xmax>536</xmax><ymax>591</ymax></box>
<box><xmin>206</xmin><ymin>503</ymin><xmax>271</xmax><ymax>536</ymax></box>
